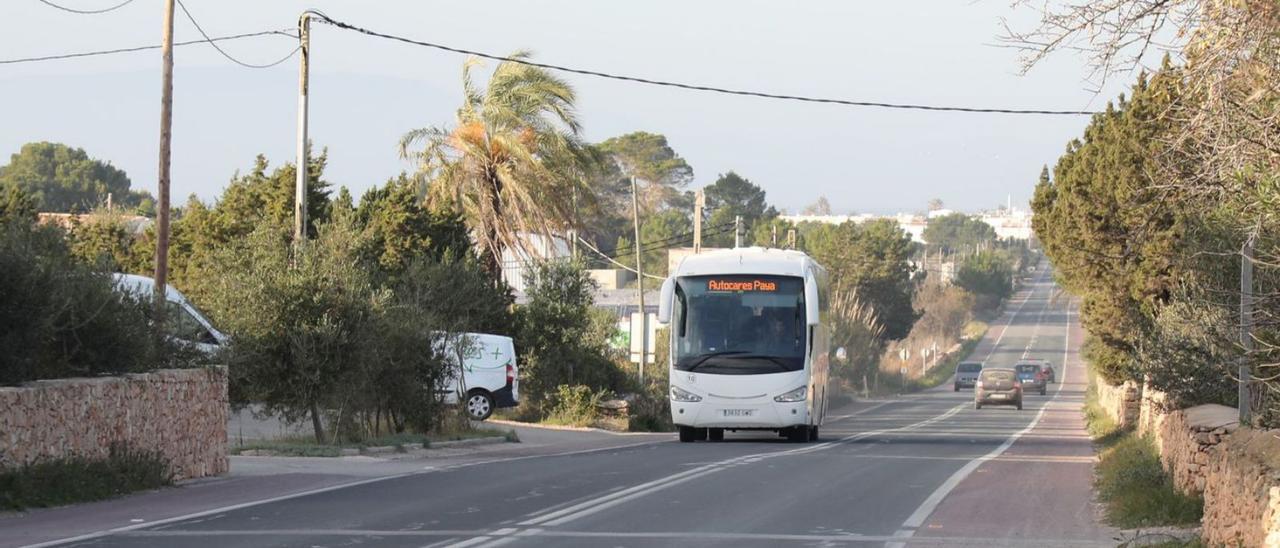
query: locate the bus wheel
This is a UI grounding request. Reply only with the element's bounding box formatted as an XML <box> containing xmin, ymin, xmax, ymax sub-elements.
<box><xmin>809</xmin><ymin>426</ymin><xmax>820</xmax><ymax>441</ymax></box>
<box><xmin>786</xmin><ymin>426</ymin><xmax>810</xmax><ymax>443</ymax></box>
<box><xmin>678</xmin><ymin>426</ymin><xmax>697</xmax><ymax>442</ymax></box>
<box><xmin>708</xmin><ymin>428</ymin><xmax>725</xmax><ymax>441</ymax></box>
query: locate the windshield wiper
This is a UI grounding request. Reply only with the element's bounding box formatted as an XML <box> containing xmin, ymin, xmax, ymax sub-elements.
<box><xmin>681</xmin><ymin>351</ymin><xmax>749</xmax><ymax>372</ymax></box>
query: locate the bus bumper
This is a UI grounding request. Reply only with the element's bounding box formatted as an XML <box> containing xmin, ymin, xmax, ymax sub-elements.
<box><xmin>670</xmin><ymin>399</ymin><xmax>811</xmax><ymax>429</ymax></box>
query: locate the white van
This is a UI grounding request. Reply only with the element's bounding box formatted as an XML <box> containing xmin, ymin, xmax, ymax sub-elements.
<box><xmin>111</xmin><ymin>274</ymin><xmax>228</xmax><ymax>355</ymax></box>
<box><xmin>434</xmin><ymin>332</ymin><xmax>519</xmax><ymax>420</ymax></box>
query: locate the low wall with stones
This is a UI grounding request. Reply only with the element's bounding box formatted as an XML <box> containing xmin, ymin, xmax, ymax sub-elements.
<box><xmin>1095</xmin><ymin>379</ymin><xmax>1141</xmax><ymax>428</ymax></box>
<box><xmin>1094</xmin><ymin>377</ymin><xmax>1280</xmax><ymax>547</ymax></box>
<box><xmin>0</xmin><ymin>367</ymin><xmax>229</xmax><ymax>481</ymax></box>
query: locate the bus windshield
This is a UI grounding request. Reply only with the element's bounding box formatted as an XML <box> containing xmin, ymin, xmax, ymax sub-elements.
<box><xmin>673</xmin><ymin>275</ymin><xmax>806</xmax><ymax>375</ymax></box>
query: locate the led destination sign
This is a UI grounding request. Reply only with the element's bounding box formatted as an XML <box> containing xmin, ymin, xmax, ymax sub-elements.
<box><xmin>706</xmin><ymin>279</ymin><xmax>778</xmax><ymax>292</ymax></box>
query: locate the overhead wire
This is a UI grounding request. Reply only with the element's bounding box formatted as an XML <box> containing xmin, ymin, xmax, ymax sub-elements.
<box><xmin>309</xmin><ymin>13</ymin><xmax>1098</xmax><ymax>116</ymax></box>
<box><xmin>174</xmin><ymin>0</ymin><xmax>300</xmax><ymax>69</ymax></box>
<box><xmin>0</xmin><ymin>29</ymin><xmax>296</xmax><ymax>65</ymax></box>
<box><xmin>36</xmin><ymin>0</ymin><xmax>136</xmax><ymax>15</ymax></box>
<box><xmin>576</xmin><ymin>237</ymin><xmax>666</xmax><ymax>280</ymax></box>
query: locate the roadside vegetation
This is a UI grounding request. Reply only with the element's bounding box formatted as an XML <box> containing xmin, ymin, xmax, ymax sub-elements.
<box><xmin>1083</xmin><ymin>374</ymin><xmax>1203</xmax><ymax>530</ymax></box>
<box><xmin>231</xmin><ymin>428</ymin><xmax>519</xmax><ymax>458</ymax></box>
<box><xmin>0</xmin><ymin>445</ymin><xmax>171</xmax><ymax>511</ymax></box>
<box><xmin>1021</xmin><ymin>7</ymin><xmax>1280</xmax><ymax>424</ymax></box>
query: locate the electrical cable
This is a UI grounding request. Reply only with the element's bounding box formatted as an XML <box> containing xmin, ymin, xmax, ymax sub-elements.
<box><xmin>576</xmin><ymin>236</ymin><xmax>666</xmax><ymax>280</ymax></box>
<box><xmin>0</xmin><ymin>29</ymin><xmax>295</xmax><ymax>65</ymax></box>
<box><xmin>175</xmin><ymin>0</ymin><xmax>300</xmax><ymax>69</ymax></box>
<box><xmin>310</xmin><ymin>13</ymin><xmax>1098</xmax><ymax>116</ymax></box>
<box><xmin>36</xmin><ymin>0</ymin><xmax>135</xmax><ymax>15</ymax></box>
<box><xmin>601</xmin><ymin>222</ymin><xmax>734</xmax><ymax>258</ymax></box>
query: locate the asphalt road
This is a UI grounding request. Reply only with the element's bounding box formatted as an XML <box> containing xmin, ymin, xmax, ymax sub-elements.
<box><xmin>33</xmin><ymin>267</ymin><xmax>1112</xmax><ymax>548</ymax></box>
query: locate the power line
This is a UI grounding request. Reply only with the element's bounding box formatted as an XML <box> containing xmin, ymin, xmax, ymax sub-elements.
<box><xmin>310</xmin><ymin>13</ymin><xmax>1098</xmax><ymax>116</ymax></box>
<box><xmin>0</xmin><ymin>29</ymin><xmax>294</xmax><ymax>65</ymax></box>
<box><xmin>175</xmin><ymin>0</ymin><xmax>300</xmax><ymax>69</ymax></box>
<box><xmin>577</xmin><ymin>237</ymin><xmax>666</xmax><ymax>280</ymax></box>
<box><xmin>601</xmin><ymin>222</ymin><xmax>734</xmax><ymax>258</ymax></box>
<box><xmin>36</xmin><ymin>0</ymin><xmax>136</xmax><ymax>14</ymax></box>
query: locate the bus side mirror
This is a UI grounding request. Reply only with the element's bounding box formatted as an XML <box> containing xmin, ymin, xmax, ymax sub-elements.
<box><xmin>656</xmin><ymin>277</ymin><xmax>675</xmax><ymax>325</ymax></box>
<box><xmin>805</xmin><ymin>272</ymin><xmax>820</xmax><ymax>326</ymax></box>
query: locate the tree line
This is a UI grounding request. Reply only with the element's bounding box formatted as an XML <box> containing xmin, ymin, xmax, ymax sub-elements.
<box><xmin>1027</xmin><ymin>26</ymin><xmax>1279</xmax><ymax>425</ymax></box>
<box><xmin>1</xmin><ymin>48</ymin><xmax>1031</xmax><ymax>435</ymax></box>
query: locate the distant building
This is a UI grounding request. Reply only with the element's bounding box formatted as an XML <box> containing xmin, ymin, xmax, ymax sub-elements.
<box><xmin>779</xmin><ymin>213</ymin><xmax>928</xmax><ymax>244</ymax></box>
<box><xmin>500</xmin><ymin>233</ymin><xmax>571</xmax><ymax>293</ymax></box>
<box><xmin>587</xmin><ymin>268</ymin><xmax>635</xmax><ymax>290</ymax></box>
<box><xmin>37</xmin><ymin>212</ymin><xmax>152</xmax><ymax>235</ymax></box>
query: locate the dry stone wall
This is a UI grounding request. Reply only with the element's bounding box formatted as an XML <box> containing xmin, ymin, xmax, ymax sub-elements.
<box><xmin>1095</xmin><ymin>379</ymin><xmax>1141</xmax><ymax>428</ymax></box>
<box><xmin>1096</xmin><ymin>378</ymin><xmax>1280</xmax><ymax>547</ymax></box>
<box><xmin>0</xmin><ymin>367</ymin><xmax>228</xmax><ymax>480</ymax></box>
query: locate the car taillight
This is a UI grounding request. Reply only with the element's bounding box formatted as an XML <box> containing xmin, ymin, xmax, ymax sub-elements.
<box><xmin>506</xmin><ymin>363</ymin><xmax>514</xmax><ymax>386</ymax></box>
<box><xmin>975</xmin><ymin>381</ymin><xmax>983</xmax><ymax>389</ymax></box>
<box><xmin>1013</xmin><ymin>382</ymin><xmax>1022</xmax><ymax>390</ymax></box>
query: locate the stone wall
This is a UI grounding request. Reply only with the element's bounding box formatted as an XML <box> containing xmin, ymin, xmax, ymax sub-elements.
<box><xmin>0</xmin><ymin>367</ymin><xmax>228</xmax><ymax>481</ymax></box>
<box><xmin>1199</xmin><ymin>429</ymin><xmax>1280</xmax><ymax>548</ymax></box>
<box><xmin>1096</xmin><ymin>378</ymin><xmax>1280</xmax><ymax>547</ymax></box>
<box><xmin>1095</xmin><ymin>379</ymin><xmax>1141</xmax><ymax>428</ymax></box>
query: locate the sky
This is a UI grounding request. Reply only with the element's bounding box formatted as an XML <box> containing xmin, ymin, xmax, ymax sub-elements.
<box><xmin>0</xmin><ymin>0</ymin><xmax>1152</xmax><ymax>215</ymax></box>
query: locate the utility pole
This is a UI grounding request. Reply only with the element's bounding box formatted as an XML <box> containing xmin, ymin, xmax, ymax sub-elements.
<box><xmin>693</xmin><ymin>190</ymin><xmax>704</xmax><ymax>253</ymax></box>
<box><xmin>630</xmin><ymin>176</ymin><xmax>647</xmax><ymax>385</ymax></box>
<box><xmin>1240</xmin><ymin>233</ymin><xmax>1255</xmax><ymax>424</ymax></box>
<box><xmin>787</xmin><ymin>228</ymin><xmax>796</xmax><ymax>250</ymax></box>
<box><xmin>293</xmin><ymin>12</ymin><xmax>312</xmax><ymax>243</ymax></box>
<box><xmin>734</xmin><ymin>215</ymin><xmax>742</xmax><ymax>248</ymax></box>
<box><xmin>771</xmin><ymin>224</ymin><xmax>778</xmax><ymax>247</ymax></box>
<box><xmin>153</xmin><ymin>0</ymin><xmax>175</xmax><ymax>311</ymax></box>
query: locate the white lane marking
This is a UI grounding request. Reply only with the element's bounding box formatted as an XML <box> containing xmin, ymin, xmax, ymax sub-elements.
<box><xmin>980</xmin><ymin>266</ymin><xmax>1046</xmax><ymax>363</ymax></box>
<box><xmin>20</xmin><ymin>439</ymin><xmax>668</xmax><ymax>548</ymax></box>
<box><xmin>504</xmin><ymin>403</ymin><xmax>967</xmax><ymax>532</ymax></box>
<box><xmin>885</xmin><ymin>292</ymin><xmax>1073</xmax><ymax>548</ymax></box>
<box><xmin>118</xmin><ymin>527</ymin><xmax>1110</xmax><ymax>546</ymax></box>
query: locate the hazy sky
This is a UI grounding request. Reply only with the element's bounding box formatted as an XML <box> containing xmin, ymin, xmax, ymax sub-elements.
<box><xmin>0</xmin><ymin>1</ymin><xmax>1147</xmax><ymax>214</ymax></box>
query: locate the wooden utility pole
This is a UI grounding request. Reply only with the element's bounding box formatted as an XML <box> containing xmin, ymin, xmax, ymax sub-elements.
<box><xmin>153</xmin><ymin>0</ymin><xmax>175</xmax><ymax>310</ymax></box>
<box><xmin>294</xmin><ymin>12</ymin><xmax>312</xmax><ymax>243</ymax></box>
<box><xmin>630</xmin><ymin>176</ymin><xmax>647</xmax><ymax>385</ymax></box>
<box><xmin>1240</xmin><ymin>233</ymin><xmax>1255</xmax><ymax>424</ymax></box>
<box><xmin>734</xmin><ymin>215</ymin><xmax>742</xmax><ymax>248</ymax></box>
<box><xmin>693</xmin><ymin>190</ymin><xmax>704</xmax><ymax>253</ymax></box>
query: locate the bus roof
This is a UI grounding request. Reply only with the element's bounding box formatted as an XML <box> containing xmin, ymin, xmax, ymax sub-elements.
<box><xmin>670</xmin><ymin>246</ymin><xmax>823</xmax><ymax>278</ymax></box>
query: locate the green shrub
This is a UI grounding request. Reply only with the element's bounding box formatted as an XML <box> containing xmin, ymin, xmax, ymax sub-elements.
<box><xmin>0</xmin><ymin>445</ymin><xmax>172</xmax><ymax>511</ymax></box>
<box><xmin>516</xmin><ymin>261</ymin><xmax>628</xmax><ymax>405</ymax></box>
<box><xmin>1094</xmin><ymin>433</ymin><xmax>1203</xmax><ymax>528</ymax></box>
<box><xmin>0</xmin><ymin>221</ymin><xmax>167</xmax><ymax>385</ymax></box>
<box><xmin>545</xmin><ymin>384</ymin><xmax>608</xmax><ymax>427</ymax></box>
<box><xmin>1084</xmin><ymin>371</ymin><xmax>1202</xmax><ymax>528</ymax></box>
<box><xmin>628</xmin><ymin>380</ymin><xmax>674</xmax><ymax>432</ymax></box>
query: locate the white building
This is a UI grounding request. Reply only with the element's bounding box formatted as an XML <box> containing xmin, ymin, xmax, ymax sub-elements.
<box><xmin>500</xmin><ymin>233</ymin><xmax>571</xmax><ymax>293</ymax></box>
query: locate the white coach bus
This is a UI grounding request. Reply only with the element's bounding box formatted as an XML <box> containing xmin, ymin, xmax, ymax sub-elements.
<box><xmin>657</xmin><ymin>247</ymin><xmax>838</xmax><ymax>443</ymax></box>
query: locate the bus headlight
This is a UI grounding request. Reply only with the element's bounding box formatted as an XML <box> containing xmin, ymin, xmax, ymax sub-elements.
<box><xmin>774</xmin><ymin>386</ymin><xmax>808</xmax><ymax>402</ymax></box>
<box><xmin>670</xmin><ymin>385</ymin><xmax>702</xmax><ymax>402</ymax></box>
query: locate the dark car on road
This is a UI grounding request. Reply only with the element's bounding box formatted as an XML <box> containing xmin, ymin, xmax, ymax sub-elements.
<box><xmin>954</xmin><ymin>362</ymin><xmax>983</xmax><ymax>391</ymax></box>
<box><xmin>1014</xmin><ymin>362</ymin><xmax>1047</xmax><ymax>395</ymax></box>
<box><xmin>975</xmin><ymin>368</ymin><xmax>1022</xmax><ymax>410</ymax></box>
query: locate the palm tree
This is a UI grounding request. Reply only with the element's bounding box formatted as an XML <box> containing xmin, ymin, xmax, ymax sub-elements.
<box><xmin>400</xmin><ymin>52</ymin><xmax>597</xmax><ymax>276</ymax></box>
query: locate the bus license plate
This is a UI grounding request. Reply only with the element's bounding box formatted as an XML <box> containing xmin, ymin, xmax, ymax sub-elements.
<box><xmin>722</xmin><ymin>409</ymin><xmax>754</xmax><ymax>417</ymax></box>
